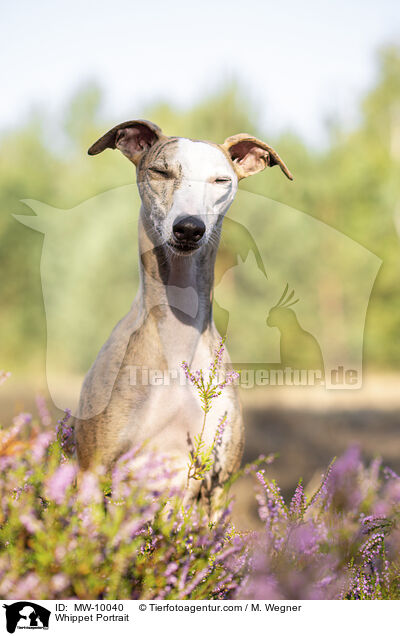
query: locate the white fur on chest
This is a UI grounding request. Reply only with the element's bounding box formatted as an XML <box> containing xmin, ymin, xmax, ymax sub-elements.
<box><xmin>124</xmin><ymin>356</ymin><xmax>235</xmax><ymax>455</ymax></box>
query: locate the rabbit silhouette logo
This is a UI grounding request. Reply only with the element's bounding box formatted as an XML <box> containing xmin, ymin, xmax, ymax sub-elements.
<box><xmin>3</xmin><ymin>602</ymin><xmax>50</xmax><ymax>633</ymax></box>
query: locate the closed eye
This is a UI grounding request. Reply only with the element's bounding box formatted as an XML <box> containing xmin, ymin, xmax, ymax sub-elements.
<box><xmin>214</xmin><ymin>176</ymin><xmax>232</xmax><ymax>184</ymax></box>
<box><xmin>149</xmin><ymin>166</ymin><xmax>170</xmax><ymax>177</ymax></box>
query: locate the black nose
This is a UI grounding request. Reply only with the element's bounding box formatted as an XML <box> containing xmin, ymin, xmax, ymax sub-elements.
<box><xmin>173</xmin><ymin>216</ymin><xmax>206</xmax><ymax>243</ymax></box>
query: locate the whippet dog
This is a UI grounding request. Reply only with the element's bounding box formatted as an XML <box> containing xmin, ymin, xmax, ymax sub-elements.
<box><xmin>75</xmin><ymin>120</ymin><xmax>293</xmax><ymax>509</ymax></box>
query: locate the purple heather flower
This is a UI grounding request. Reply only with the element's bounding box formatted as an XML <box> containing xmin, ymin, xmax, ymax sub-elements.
<box><xmin>51</xmin><ymin>573</ymin><xmax>69</xmax><ymax>594</ymax></box>
<box><xmin>289</xmin><ymin>480</ymin><xmax>306</xmax><ymax>519</ymax></box>
<box><xmin>31</xmin><ymin>431</ymin><xmax>53</xmax><ymax>461</ymax></box>
<box><xmin>35</xmin><ymin>395</ymin><xmax>52</xmax><ymax>427</ymax></box>
<box><xmin>0</xmin><ymin>413</ymin><xmax>32</xmax><ymax>451</ymax></box>
<box><xmin>12</xmin><ymin>573</ymin><xmax>41</xmax><ymax>600</ymax></box>
<box><xmin>77</xmin><ymin>470</ymin><xmax>102</xmax><ymax>505</ymax></box>
<box><xmin>287</xmin><ymin>521</ymin><xmax>320</xmax><ymax>556</ymax></box>
<box><xmin>11</xmin><ymin>412</ymin><xmax>32</xmax><ymax>434</ymax></box>
<box><xmin>46</xmin><ymin>463</ymin><xmax>76</xmax><ymax>504</ymax></box>
<box><xmin>214</xmin><ymin>337</ymin><xmax>225</xmax><ymax>365</ymax></box>
<box><xmin>207</xmin><ymin>336</ymin><xmax>225</xmax><ymax>378</ymax></box>
<box><xmin>326</xmin><ymin>445</ymin><xmax>362</xmax><ymax>510</ymax></box>
<box><xmin>165</xmin><ymin>562</ymin><xmax>179</xmax><ymax>578</ymax></box>
<box><xmin>214</xmin><ymin>414</ymin><xmax>227</xmax><ymax>446</ymax></box>
<box><xmin>56</xmin><ymin>408</ymin><xmax>75</xmax><ymax>459</ymax></box>
<box><xmin>222</xmin><ymin>370</ymin><xmax>240</xmax><ymax>386</ymax></box>
<box><xmin>14</xmin><ymin>412</ymin><xmax>32</xmax><ymax>425</ymax></box>
<box><xmin>383</xmin><ymin>466</ymin><xmax>400</xmax><ymax>481</ymax></box>
<box><xmin>20</xmin><ymin>513</ymin><xmax>42</xmax><ymax>534</ymax></box>
<box><xmin>0</xmin><ymin>370</ymin><xmax>11</xmax><ymax>386</ymax></box>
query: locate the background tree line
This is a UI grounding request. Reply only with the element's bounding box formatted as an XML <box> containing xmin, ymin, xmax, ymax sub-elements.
<box><xmin>1</xmin><ymin>46</ymin><xmax>400</xmax><ymax>377</ymax></box>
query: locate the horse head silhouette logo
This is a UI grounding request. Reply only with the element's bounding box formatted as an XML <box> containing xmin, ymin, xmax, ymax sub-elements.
<box><xmin>3</xmin><ymin>602</ymin><xmax>50</xmax><ymax>633</ymax></box>
<box><xmin>267</xmin><ymin>283</ymin><xmax>325</xmax><ymax>376</ymax></box>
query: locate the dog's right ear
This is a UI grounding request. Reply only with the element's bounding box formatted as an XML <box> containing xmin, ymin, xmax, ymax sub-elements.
<box><xmin>88</xmin><ymin>120</ymin><xmax>163</xmax><ymax>165</ymax></box>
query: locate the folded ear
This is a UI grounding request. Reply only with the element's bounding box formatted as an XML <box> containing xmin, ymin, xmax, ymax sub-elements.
<box><xmin>88</xmin><ymin>120</ymin><xmax>163</xmax><ymax>165</ymax></box>
<box><xmin>222</xmin><ymin>133</ymin><xmax>293</xmax><ymax>181</ymax></box>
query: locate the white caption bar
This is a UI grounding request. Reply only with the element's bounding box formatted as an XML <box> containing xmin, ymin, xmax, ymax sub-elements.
<box><xmin>1</xmin><ymin>599</ymin><xmax>398</xmax><ymax>635</ymax></box>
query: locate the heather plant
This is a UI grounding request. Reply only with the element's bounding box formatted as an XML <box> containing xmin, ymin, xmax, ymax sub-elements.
<box><xmin>1</xmin><ymin>366</ymin><xmax>400</xmax><ymax>600</ymax></box>
<box><xmin>0</xmin><ymin>411</ymin><xmax>246</xmax><ymax>599</ymax></box>
<box><xmin>182</xmin><ymin>337</ymin><xmax>239</xmax><ymax>485</ymax></box>
<box><xmin>237</xmin><ymin>447</ymin><xmax>400</xmax><ymax>600</ymax></box>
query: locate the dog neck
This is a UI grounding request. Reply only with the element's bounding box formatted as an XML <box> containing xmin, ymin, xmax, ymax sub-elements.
<box><xmin>137</xmin><ymin>208</ymin><xmax>219</xmax><ymax>366</ymax></box>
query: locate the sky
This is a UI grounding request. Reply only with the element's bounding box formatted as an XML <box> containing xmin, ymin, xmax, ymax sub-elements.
<box><xmin>1</xmin><ymin>0</ymin><xmax>399</xmax><ymax>146</ymax></box>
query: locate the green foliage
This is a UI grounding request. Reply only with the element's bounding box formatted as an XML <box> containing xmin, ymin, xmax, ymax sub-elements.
<box><xmin>2</xmin><ymin>46</ymin><xmax>400</xmax><ymax>372</ymax></box>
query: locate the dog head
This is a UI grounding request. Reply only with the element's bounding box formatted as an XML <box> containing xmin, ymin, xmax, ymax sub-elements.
<box><xmin>88</xmin><ymin>120</ymin><xmax>293</xmax><ymax>255</ymax></box>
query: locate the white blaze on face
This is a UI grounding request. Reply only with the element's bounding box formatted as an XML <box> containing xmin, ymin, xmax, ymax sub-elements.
<box><xmin>166</xmin><ymin>138</ymin><xmax>238</xmax><ymax>241</ymax></box>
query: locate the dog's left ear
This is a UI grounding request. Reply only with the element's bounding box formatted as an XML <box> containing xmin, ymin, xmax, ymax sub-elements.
<box><xmin>222</xmin><ymin>133</ymin><xmax>293</xmax><ymax>181</ymax></box>
<box><xmin>88</xmin><ymin>120</ymin><xmax>163</xmax><ymax>165</ymax></box>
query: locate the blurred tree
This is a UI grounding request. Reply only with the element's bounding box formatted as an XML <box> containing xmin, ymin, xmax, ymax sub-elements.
<box><xmin>2</xmin><ymin>47</ymin><xmax>400</xmax><ymax>376</ymax></box>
